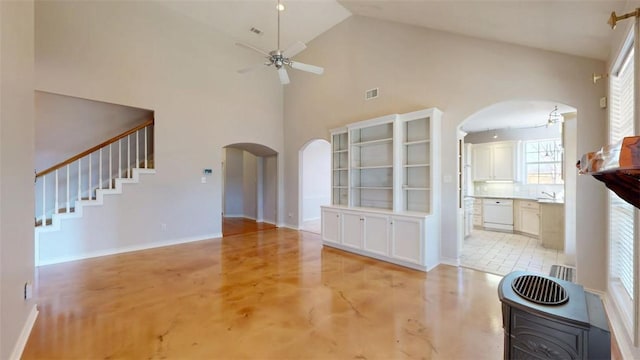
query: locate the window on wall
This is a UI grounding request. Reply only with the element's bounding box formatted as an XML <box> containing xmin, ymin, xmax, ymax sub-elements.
<box><xmin>524</xmin><ymin>139</ymin><xmax>564</xmax><ymax>184</ymax></box>
<box><xmin>609</xmin><ymin>44</ymin><xmax>635</xmax><ymax>300</ymax></box>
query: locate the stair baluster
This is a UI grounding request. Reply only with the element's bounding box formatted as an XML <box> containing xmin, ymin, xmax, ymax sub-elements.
<box><xmin>99</xmin><ymin>148</ymin><xmax>103</xmax><ymax>190</ymax></box>
<box><xmin>66</xmin><ymin>164</ymin><xmax>70</xmax><ymax>213</ymax></box>
<box><xmin>54</xmin><ymin>170</ymin><xmax>59</xmax><ymax>215</ymax></box>
<box><xmin>35</xmin><ymin>119</ymin><xmax>154</xmax><ymax>227</ymax></box>
<box><xmin>109</xmin><ymin>144</ymin><xmax>112</xmax><ymax>189</ymax></box>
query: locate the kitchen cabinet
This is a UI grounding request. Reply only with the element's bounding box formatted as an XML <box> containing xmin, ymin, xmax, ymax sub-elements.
<box><xmin>342</xmin><ymin>211</ymin><xmax>364</xmax><ymax>249</ymax></box>
<box><xmin>390</xmin><ymin>216</ymin><xmax>423</xmax><ymax>265</ymax></box>
<box><xmin>321</xmin><ymin>206</ymin><xmax>438</xmax><ymax>271</ymax></box>
<box><xmin>323</xmin><ymin>108</ymin><xmax>442</xmax><ymax>272</ymax></box>
<box><xmin>464</xmin><ymin>198</ymin><xmax>474</xmax><ymax>237</ymax></box>
<box><xmin>321</xmin><ymin>207</ymin><xmax>341</xmax><ymax>244</ymax></box>
<box><xmin>540</xmin><ymin>202</ymin><xmax>565</xmax><ymax>250</ymax></box>
<box><xmin>514</xmin><ymin>200</ymin><xmax>540</xmax><ymax>236</ymax></box>
<box><xmin>472</xmin><ymin>141</ymin><xmax>519</xmax><ymax>182</ymax></box>
<box><xmin>472</xmin><ymin>198</ymin><xmax>483</xmax><ymax>227</ymax></box>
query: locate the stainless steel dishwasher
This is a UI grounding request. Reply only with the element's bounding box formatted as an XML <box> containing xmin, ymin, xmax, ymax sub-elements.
<box><xmin>482</xmin><ymin>198</ymin><xmax>514</xmax><ymax>231</ymax></box>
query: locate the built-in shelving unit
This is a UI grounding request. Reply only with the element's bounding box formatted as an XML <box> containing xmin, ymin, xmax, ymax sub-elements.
<box><xmin>323</xmin><ymin>108</ymin><xmax>442</xmax><ymax>272</ymax></box>
<box><xmin>402</xmin><ymin>116</ymin><xmax>431</xmax><ymax>212</ymax></box>
<box><xmin>350</xmin><ymin>121</ymin><xmax>394</xmax><ymax>210</ymax></box>
<box><xmin>331</xmin><ymin>130</ymin><xmax>348</xmax><ymax>206</ymax></box>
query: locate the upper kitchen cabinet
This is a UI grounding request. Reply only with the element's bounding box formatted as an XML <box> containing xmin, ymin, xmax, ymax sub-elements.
<box><xmin>472</xmin><ymin>141</ymin><xmax>520</xmax><ymax>181</ymax></box>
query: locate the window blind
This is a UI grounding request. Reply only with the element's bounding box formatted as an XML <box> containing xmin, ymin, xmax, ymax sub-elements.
<box><xmin>609</xmin><ymin>47</ymin><xmax>635</xmax><ymax>299</ymax></box>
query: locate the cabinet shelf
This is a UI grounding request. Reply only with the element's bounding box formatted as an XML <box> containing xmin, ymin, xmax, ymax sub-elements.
<box><xmin>353</xmin><ymin>165</ymin><xmax>393</xmax><ymax>170</ymax></box>
<box><xmin>404</xmin><ymin>139</ymin><xmax>430</xmax><ymax>146</ymax></box>
<box><xmin>351</xmin><ymin>138</ymin><xmax>393</xmax><ymax>147</ymax></box>
<box><xmin>333</xmin><ymin>167</ymin><xmax>348</xmax><ymax>171</ymax></box>
<box><xmin>333</xmin><ymin>186</ymin><xmax>348</xmax><ymax>189</ymax></box>
<box><xmin>333</xmin><ymin>149</ymin><xmax>348</xmax><ymax>153</ymax></box>
<box><xmin>403</xmin><ymin>187</ymin><xmax>431</xmax><ymax>191</ymax></box>
<box><xmin>404</xmin><ymin>163</ymin><xmax>430</xmax><ymax>168</ymax></box>
<box><xmin>353</xmin><ymin>186</ymin><xmax>393</xmax><ymax>190</ymax></box>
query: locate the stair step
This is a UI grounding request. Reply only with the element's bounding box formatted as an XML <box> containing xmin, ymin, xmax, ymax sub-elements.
<box><xmin>36</xmin><ymin>164</ymin><xmax>155</xmax><ymax>228</ymax></box>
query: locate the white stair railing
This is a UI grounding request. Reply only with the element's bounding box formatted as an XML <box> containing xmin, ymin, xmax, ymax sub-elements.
<box><xmin>35</xmin><ymin>119</ymin><xmax>154</xmax><ymax>226</ymax></box>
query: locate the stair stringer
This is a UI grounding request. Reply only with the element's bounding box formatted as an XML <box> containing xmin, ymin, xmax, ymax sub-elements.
<box><xmin>35</xmin><ymin>168</ymin><xmax>156</xmax><ymax>265</ymax></box>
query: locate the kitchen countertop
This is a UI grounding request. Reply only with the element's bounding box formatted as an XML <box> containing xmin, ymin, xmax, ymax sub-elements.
<box><xmin>466</xmin><ymin>195</ymin><xmax>564</xmax><ymax>204</ymax></box>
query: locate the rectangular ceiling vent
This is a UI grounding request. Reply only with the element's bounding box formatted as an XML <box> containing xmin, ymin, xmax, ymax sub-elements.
<box><xmin>365</xmin><ymin>88</ymin><xmax>379</xmax><ymax>100</ymax></box>
<box><xmin>249</xmin><ymin>27</ymin><xmax>263</xmax><ymax>35</ymax></box>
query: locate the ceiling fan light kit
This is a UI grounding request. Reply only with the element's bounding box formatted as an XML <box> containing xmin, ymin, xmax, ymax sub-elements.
<box><xmin>236</xmin><ymin>0</ymin><xmax>324</xmax><ymax>85</ymax></box>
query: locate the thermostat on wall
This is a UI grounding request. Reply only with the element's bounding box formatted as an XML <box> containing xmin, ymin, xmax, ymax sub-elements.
<box><xmin>599</xmin><ymin>96</ymin><xmax>607</xmax><ymax>109</ymax></box>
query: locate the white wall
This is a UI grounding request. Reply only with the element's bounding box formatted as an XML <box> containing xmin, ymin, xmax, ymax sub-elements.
<box><xmin>224</xmin><ymin>148</ymin><xmax>244</xmax><ymax>217</ymax></box>
<box><xmin>35</xmin><ymin>1</ymin><xmax>284</xmax><ymax>259</ymax></box>
<box><xmin>301</xmin><ymin>139</ymin><xmax>331</xmax><ymax>221</ymax></box>
<box><xmin>1</xmin><ymin>1</ymin><xmax>36</xmax><ymax>358</ymax></box>
<box><xmin>35</xmin><ymin>91</ymin><xmax>152</xmax><ymax>171</ymax></box>
<box><xmin>242</xmin><ymin>151</ymin><xmax>257</xmax><ymax>220</ymax></box>
<box><xmin>283</xmin><ymin>15</ymin><xmax>608</xmax><ymax>291</ymax></box>
<box><xmin>263</xmin><ymin>155</ymin><xmax>277</xmax><ymax>225</ymax></box>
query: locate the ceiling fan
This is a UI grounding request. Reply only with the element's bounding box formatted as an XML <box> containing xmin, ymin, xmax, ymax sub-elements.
<box><xmin>236</xmin><ymin>0</ymin><xmax>324</xmax><ymax>85</ymax></box>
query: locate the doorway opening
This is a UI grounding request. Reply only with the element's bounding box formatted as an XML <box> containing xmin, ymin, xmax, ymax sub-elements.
<box><xmin>298</xmin><ymin>139</ymin><xmax>331</xmax><ymax>234</ymax></box>
<box><xmin>456</xmin><ymin>100</ymin><xmax>577</xmax><ymax>276</ymax></box>
<box><xmin>222</xmin><ymin>143</ymin><xmax>278</xmax><ymax>236</ymax></box>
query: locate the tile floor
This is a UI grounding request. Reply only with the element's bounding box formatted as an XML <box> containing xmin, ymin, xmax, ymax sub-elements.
<box><xmin>461</xmin><ymin>229</ymin><xmax>568</xmax><ymax>276</ymax></box>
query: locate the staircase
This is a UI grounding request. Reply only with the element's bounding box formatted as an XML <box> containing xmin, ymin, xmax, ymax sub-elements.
<box><xmin>35</xmin><ymin>119</ymin><xmax>155</xmax><ymax>231</ymax></box>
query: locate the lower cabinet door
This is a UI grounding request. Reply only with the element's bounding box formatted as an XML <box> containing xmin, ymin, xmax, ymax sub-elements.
<box><xmin>391</xmin><ymin>216</ymin><xmax>423</xmax><ymax>265</ymax></box>
<box><xmin>363</xmin><ymin>214</ymin><xmax>390</xmax><ymax>256</ymax></box>
<box><xmin>342</xmin><ymin>212</ymin><xmax>364</xmax><ymax>249</ymax></box>
<box><xmin>520</xmin><ymin>208</ymin><xmax>540</xmax><ymax>236</ymax></box>
<box><xmin>321</xmin><ymin>208</ymin><xmax>341</xmax><ymax>244</ymax></box>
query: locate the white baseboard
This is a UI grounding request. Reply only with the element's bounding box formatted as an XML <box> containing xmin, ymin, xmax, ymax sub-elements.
<box><xmin>280</xmin><ymin>223</ymin><xmax>299</xmax><ymax>230</ymax></box>
<box><xmin>9</xmin><ymin>304</ymin><xmax>38</xmax><ymax>360</ymax></box>
<box><xmin>302</xmin><ymin>216</ymin><xmax>320</xmax><ymax>222</ymax></box>
<box><xmin>440</xmin><ymin>256</ymin><xmax>460</xmax><ymax>267</ymax></box>
<box><xmin>37</xmin><ymin>233</ymin><xmax>222</xmax><ymax>266</ymax></box>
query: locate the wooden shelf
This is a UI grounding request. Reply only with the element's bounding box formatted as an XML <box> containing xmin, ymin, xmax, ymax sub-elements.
<box><xmin>578</xmin><ymin>136</ymin><xmax>640</xmax><ymax>209</ymax></box>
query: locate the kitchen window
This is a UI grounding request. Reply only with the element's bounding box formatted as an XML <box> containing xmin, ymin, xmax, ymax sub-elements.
<box><xmin>523</xmin><ymin>139</ymin><xmax>563</xmax><ymax>185</ymax></box>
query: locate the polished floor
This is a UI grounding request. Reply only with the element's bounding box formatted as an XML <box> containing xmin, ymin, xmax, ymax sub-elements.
<box><xmin>222</xmin><ymin>216</ymin><xmax>276</xmax><ymax>236</ymax></box>
<box><xmin>461</xmin><ymin>229</ymin><xmax>568</xmax><ymax>276</ymax></box>
<box><xmin>23</xmin><ymin>228</ymin><xmax>507</xmax><ymax>359</ymax></box>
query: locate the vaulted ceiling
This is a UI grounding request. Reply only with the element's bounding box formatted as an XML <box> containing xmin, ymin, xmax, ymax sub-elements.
<box><xmin>159</xmin><ymin>0</ymin><xmax>638</xmax><ymax>130</ymax></box>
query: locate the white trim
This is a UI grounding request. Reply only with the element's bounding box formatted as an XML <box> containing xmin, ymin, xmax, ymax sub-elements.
<box><xmin>281</xmin><ymin>223</ymin><xmax>299</xmax><ymax>230</ymax></box>
<box><xmin>604</xmin><ymin>290</ymin><xmax>640</xmax><ymax>359</ymax></box>
<box><xmin>37</xmin><ymin>233</ymin><xmax>222</xmax><ymax>266</ymax></box>
<box><xmin>440</xmin><ymin>256</ymin><xmax>460</xmax><ymax>267</ymax></box>
<box><xmin>9</xmin><ymin>305</ymin><xmax>38</xmax><ymax>360</ymax></box>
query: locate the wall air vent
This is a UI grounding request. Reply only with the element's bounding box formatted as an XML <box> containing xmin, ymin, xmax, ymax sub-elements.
<box><xmin>249</xmin><ymin>27</ymin><xmax>263</xmax><ymax>35</ymax></box>
<box><xmin>365</xmin><ymin>88</ymin><xmax>379</xmax><ymax>100</ymax></box>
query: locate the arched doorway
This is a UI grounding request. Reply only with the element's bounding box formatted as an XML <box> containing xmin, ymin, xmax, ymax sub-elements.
<box><xmin>222</xmin><ymin>143</ymin><xmax>278</xmax><ymax>236</ymax></box>
<box><xmin>456</xmin><ymin>100</ymin><xmax>577</xmax><ymax>275</ymax></box>
<box><xmin>298</xmin><ymin>139</ymin><xmax>331</xmax><ymax>234</ymax></box>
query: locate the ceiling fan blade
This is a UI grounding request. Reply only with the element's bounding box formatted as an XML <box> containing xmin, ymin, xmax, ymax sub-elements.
<box><xmin>282</xmin><ymin>41</ymin><xmax>307</xmax><ymax>59</ymax></box>
<box><xmin>237</xmin><ymin>62</ymin><xmax>268</xmax><ymax>74</ymax></box>
<box><xmin>290</xmin><ymin>61</ymin><xmax>324</xmax><ymax>75</ymax></box>
<box><xmin>236</xmin><ymin>42</ymin><xmax>270</xmax><ymax>57</ymax></box>
<box><xmin>278</xmin><ymin>67</ymin><xmax>290</xmax><ymax>85</ymax></box>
